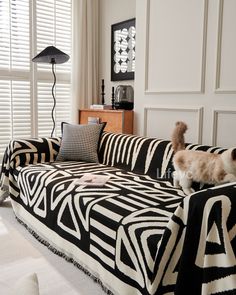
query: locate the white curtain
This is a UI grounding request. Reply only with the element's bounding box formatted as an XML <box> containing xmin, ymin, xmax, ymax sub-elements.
<box><xmin>71</xmin><ymin>0</ymin><xmax>99</xmax><ymax>122</ymax></box>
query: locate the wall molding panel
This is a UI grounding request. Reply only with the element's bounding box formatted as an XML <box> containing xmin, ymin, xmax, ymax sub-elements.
<box><xmin>144</xmin><ymin>0</ymin><xmax>208</xmax><ymax>94</ymax></box>
<box><xmin>215</xmin><ymin>0</ymin><xmax>236</xmax><ymax>93</ymax></box>
<box><xmin>144</xmin><ymin>106</ymin><xmax>204</xmax><ymax>143</ymax></box>
<box><xmin>133</xmin><ymin>0</ymin><xmax>236</xmax><ymax>141</ymax></box>
<box><xmin>212</xmin><ymin>108</ymin><xmax>236</xmax><ymax>147</ymax></box>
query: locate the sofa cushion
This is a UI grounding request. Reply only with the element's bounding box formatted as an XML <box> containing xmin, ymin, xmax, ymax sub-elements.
<box><xmin>14</xmin><ymin>160</ymin><xmax>184</xmax><ymax>295</ymax></box>
<box><xmin>98</xmin><ymin>132</ymin><xmax>174</xmax><ymax>179</ymax></box>
<box><xmin>57</xmin><ymin>123</ymin><xmax>105</xmax><ymax>162</ymax></box>
<box><xmin>98</xmin><ymin>132</ymin><xmax>226</xmax><ymax>191</ymax></box>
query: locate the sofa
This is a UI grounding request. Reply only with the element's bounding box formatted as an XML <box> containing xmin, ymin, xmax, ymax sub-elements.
<box><xmin>0</xmin><ymin>131</ymin><xmax>236</xmax><ymax>295</ymax></box>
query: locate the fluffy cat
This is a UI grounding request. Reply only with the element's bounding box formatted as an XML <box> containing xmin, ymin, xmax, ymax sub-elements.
<box><xmin>171</xmin><ymin>121</ymin><xmax>236</xmax><ymax>195</ymax></box>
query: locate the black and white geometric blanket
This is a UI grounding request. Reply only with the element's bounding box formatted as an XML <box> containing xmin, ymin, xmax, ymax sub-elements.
<box><xmin>14</xmin><ymin>160</ymin><xmax>185</xmax><ymax>294</ymax></box>
<box><xmin>0</xmin><ymin>135</ymin><xmax>236</xmax><ymax>294</ymax></box>
<box><xmin>0</xmin><ymin>137</ymin><xmax>60</xmax><ymax>202</ymax></box>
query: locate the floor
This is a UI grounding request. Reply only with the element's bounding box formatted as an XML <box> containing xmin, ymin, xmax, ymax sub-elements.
<box><xmin>0</xmin><ymin>199</ymin><xmax>105</xmax><ymax>295</ymax></box>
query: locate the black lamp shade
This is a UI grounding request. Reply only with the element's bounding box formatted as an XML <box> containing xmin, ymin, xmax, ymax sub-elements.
<box><xmin>32</xmin><ymin>46</ymin><xmax>69</xmax><ymax>64</ymax></box>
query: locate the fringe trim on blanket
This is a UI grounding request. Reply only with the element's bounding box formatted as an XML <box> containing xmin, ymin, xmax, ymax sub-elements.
<box><xmin>15</xmin><ymin>216</ymin><xmax>115</xmax><ymax>295</ymax></box>
<box><xmin>0</xmin><ymin>189</ymin><xmax>9</xmax><ymax>204</ymax></box>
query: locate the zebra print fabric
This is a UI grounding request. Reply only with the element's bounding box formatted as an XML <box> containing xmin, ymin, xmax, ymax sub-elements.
<box><xmin>99</xmin><ymin>132</ymin><xmax>226</xmax><ymax>190</ymax></box>
<box><xmin>14</xmin><ymin>161</ymin><xmax>185</xmax><ymax>294</ymax></box>
<box><xmin>0</xmin><ymin>132</ymin><xmax>235</xmax><ymax>294</ymax></box>
<box><xmin>0</xmin><ymin>137</ymin><xmax>60</xmax><ymax>203</ymax></box>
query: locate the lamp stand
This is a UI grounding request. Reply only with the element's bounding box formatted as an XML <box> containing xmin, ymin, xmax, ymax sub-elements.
<box><xmin>51</xmin><ymin>62</ymin><xmax>56</xmax><ymax>137</ymax></box>
<box><xmin>32</xmin><ymin>46</ymin><xmax>69</xmax><ymax>138</ymax></box>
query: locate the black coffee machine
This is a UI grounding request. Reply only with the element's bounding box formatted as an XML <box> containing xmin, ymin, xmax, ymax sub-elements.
<box><xmin>114</xmin><ymin>85</ymin><xmax>134</xmax><ymax>110</ymax></box>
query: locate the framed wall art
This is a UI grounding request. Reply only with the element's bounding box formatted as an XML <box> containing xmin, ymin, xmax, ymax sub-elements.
<box><xmin>111</xmin><ymin>18</ymin><xmax>136</xmax><ymax>81</ymax></box>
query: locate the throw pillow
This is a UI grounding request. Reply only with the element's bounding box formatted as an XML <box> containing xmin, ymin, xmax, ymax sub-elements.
<box><xmin>56</xmin><ymin>122</ymin><xmax>106</xmax><ymax>162</ymax></box>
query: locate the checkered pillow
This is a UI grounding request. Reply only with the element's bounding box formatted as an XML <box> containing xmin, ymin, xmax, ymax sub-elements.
<box><xmin>56</xmin><ymin>123</ymin><xmax>105</xmax><ymax>162</ymax></box>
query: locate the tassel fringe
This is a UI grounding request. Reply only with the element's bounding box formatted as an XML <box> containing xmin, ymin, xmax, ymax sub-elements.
<box><xmin>15</xmin><ymin>216</ymin><xmax>114</xmax><ymax>295</ymax></box>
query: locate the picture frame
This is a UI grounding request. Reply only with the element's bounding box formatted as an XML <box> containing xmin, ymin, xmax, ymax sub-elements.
<box><xmin>111</xmin><ymin>18</ymin><xmax>136</xmax><ymax>81</ymax></box>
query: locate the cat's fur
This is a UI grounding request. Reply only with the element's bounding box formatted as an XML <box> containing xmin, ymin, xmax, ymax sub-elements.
<box><xmin>171</xmin><ymin>121</ymin><xmax>236</xmax><ymax>195</ymax></box>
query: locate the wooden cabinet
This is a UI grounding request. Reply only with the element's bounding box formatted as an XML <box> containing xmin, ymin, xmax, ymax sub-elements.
<box><xmin>79</xmin><ymin>109</ymin><xmax>133</xmax><ymax>134</ymax></box>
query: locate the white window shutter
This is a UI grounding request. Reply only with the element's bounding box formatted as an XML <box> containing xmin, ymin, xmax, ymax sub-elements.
<box><xmin>0</xmin><ymin>80</ymin><xmax>11</xmax><ymax>156</ymax></box>
<box><xmin>0</xmin><ymin>0</ymin><xmax>31</xmax><ymax>159</ymax></box>
<box><xmin>37</xmin><ymin>82</ymin><xmax>53</xmax><ymax>137</ymax></box>
<box><xmin>55</xmin><ymin>83</ymin><xmax>71</xmax><ymax>134</ymax></box>
<box><xmin>0</xmin><ymin>0</ymin><xmax>72</xmax><ymax>159</ymax></box>
<box><xmin>36</xmin><ymin>0</ymin><xmax>72</xmax><ymax>137</ymax></box>
<box><xmin>12</xmin><ymin>81</ymin><xmax>31</xmax><ymax>138</ymax></box>
<box><xmin>0</xmin><ymin>0</ymin><xmax>10</xmax><ymax>69</ymax></box>
<box><xmin>11</xmin><ymin>0</ymin><xmax>30</xmax><ymax>70</ymax></box>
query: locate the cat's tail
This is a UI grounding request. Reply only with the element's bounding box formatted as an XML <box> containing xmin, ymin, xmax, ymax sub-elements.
<box><xmin>171</xmin><ymin>121</ymin><xmax>188</xmax><ymax>153</ymax></box>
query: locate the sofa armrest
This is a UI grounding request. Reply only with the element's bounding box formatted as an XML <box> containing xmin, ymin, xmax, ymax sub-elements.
<box><xmin>158</xmin><ymin>183</ymin><xmax>236</xmax><ymax>293</ymax></box>
<box><xmin>2</xmin><ymin>137</ymin><xmax>61</xmax><ymax>169</ymax></box>
<box><xmin>0</xmin><ymin>137</ymin><xmax>61</xmax><ymax>203</ymax></box>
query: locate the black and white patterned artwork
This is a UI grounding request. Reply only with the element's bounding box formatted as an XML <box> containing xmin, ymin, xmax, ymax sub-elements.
<box><xmin>111</xmin><ymin>18</ymin><xmax>135</xmax><ymax>81</ymax></box>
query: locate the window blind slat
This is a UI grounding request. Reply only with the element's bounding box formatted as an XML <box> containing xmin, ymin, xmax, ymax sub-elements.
<box><xmin>36</xmin><ymin>0</ymin><xmax>71</xmax><ymax>136</ymax></box>
<box><xmin>12</xmin><ymin>81</ymin><xmax>31</xmax><ymax>139</ymax></box>
<box><xmin>0</xmin><ymin>0</ymin><xmax>72</xmax><ymax>159</ymax></box>
<box><xmin>0</xmin><ymin>80</ymin><xmax>11</xmax><ymax>155</ymax></box>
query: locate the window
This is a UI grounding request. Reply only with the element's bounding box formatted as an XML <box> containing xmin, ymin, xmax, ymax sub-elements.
<box><xmin>0</xmin><ymin>0</ymin><xmax>72</xmax><ymax>158</ymax></box>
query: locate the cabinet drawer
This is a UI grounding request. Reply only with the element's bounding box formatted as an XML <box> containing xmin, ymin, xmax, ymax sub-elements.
<box><xmin>79</xmin><ymin>109</ymin><xmax>133</xmax><ymax>134</ymax></box>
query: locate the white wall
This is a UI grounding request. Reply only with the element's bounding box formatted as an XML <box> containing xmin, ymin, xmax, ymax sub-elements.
<box><xmin>135</xmin><ymin>0</ymin><xmax>236</xmax><ymax>148</ymax></box>
<box><xmin>99</xmin><ymin>0</ymin><xmax>136</xmax><ymax>105</ymax></box>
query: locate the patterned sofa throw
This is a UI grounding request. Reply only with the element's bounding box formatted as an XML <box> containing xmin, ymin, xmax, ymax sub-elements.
<box><xmin>0</xmin><ymin>137</ymin><xmax>60</xmax><ymax>204</ymax></box>
<box><xmin>0</xmin><ymin>132</ymin><xmax>235</xmax><ymax>294</ymax></box>
<box><xmin>99</xmin><ymin>132</ymin><xmax>226</xmax><ymax>189</ymax></box>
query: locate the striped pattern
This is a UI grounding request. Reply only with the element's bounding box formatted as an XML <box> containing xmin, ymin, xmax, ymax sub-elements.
<box><xmin>99</xmin><ymin>132</ymin><xmax>226</xmax><ymax>190</ymax></box>
<box><xmin>0</xmin><ymin>137</ymin><xmax>60</xmax><ymax>203</ymax></box>
<box><xmin>0</xmin><ymin>132</ymin><xmax>235</xmax><ymax>294</ymax></box>
<box><xmin>16</xmin><ymin>160</ymin><xmax>184</xmax><ymax>293</ymax></box>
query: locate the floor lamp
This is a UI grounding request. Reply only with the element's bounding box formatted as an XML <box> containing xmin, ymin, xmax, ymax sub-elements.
<box><xmin>32</xmin><ymin>46</ymin><xmax>70</xmax><ymax>137</ymax></box>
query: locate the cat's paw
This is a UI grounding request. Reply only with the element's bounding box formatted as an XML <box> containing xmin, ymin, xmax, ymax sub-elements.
<box><xmin>173</xmin><ymin>171</ymin><xmax>181</xmax><ymax>188</ymax></box>
<box><xmin>224</xmin><ymin>174</ymin><xmax>236</xmax><ymax>183</ymax></box>
<box><xmin>183</xmin><ymin>187</ymin><xmax>195</xmax><ymax>195</ymax></box>
<box><xmin>173</xmin><ymin>179</ymin><xmax>181</xmax><ymax>188</ymax></box>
